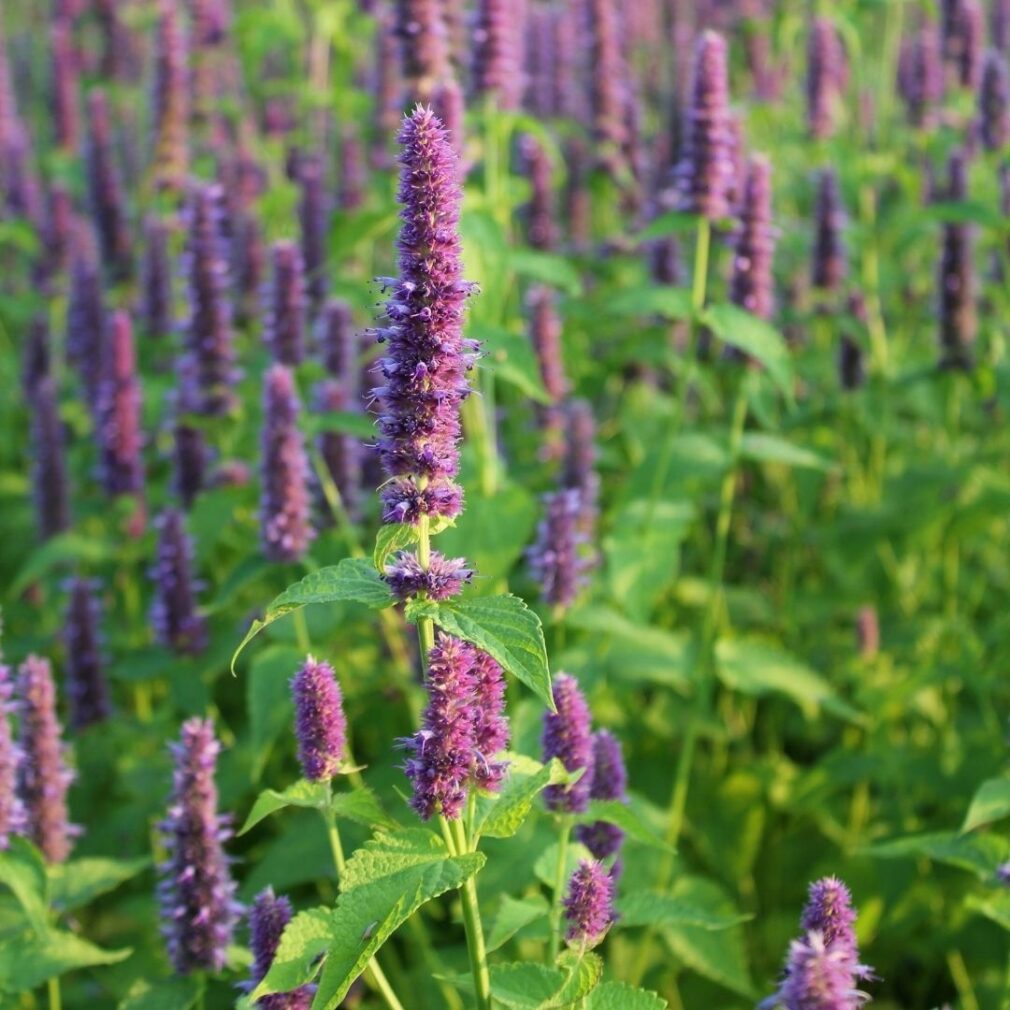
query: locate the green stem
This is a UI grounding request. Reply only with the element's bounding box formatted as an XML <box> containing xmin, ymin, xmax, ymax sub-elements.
<box><xmin>292</xmin><ymin>606</ymin><xmax>311</xmax><ymax>654</ymax></box>
<box><xmin>547</xmin><ymin>817</ymin><xmax>573</xmax><ymax>964</ymax></box>
<box><xmin>48</xmin><ymin>977</ymin><xmax>61</xmax><ymax>1010</ymax></box>
<box><xmin>450</xmin><ymin>818</ymin><xmax>492</xmax><ymax>1010</ymax></box>
<box><xmin>416</xmin><ymin>512</ymin><xmax>436</xmax><ymax>676</ymax></box>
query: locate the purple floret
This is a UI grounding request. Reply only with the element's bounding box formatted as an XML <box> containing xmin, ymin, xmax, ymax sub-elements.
<box><xmin>542</xmin><ymin>673</ymin><xmax>594</xmax><ymax>814</ymax></box>
<box><xmin>384</xmin><ymin>550</ymin><xmax>472</xmax><ymax>601</ymax></box>
<box><xmin>292</xmin><ymin>656</ymin><xmax>347</xmax><ymax>782</ymax></box>
<box><xmin>563</xmin><ymin>860</ymin><xmax>615</xmax><ymax>948</ymax></box>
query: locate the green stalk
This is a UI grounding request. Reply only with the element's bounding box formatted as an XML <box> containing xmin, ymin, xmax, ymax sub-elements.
<box><xmin>450</xmin><ymin>818</ymin><xmax>493</xmax><ymax>1010</ymax></box>
<box><xmin>416</xmin><ymin>512</ymin><xmax>436</xmax><ymax>676</ymax></box>
<box><xmin>48</xmin><ymin>977</ymin><xmax>61</xmax><ymax>1010</ymax></box>
<box><xmin>546</xmin><ymin>816</ymin><xmax>573</xmax><ymax>964</ymax></box>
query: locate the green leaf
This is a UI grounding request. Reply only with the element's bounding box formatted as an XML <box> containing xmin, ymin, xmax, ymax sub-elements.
<box><xmin>304</xmin><ymin>410</ymin><xmax>377</xmax><ymax>440</ymax></box>
<box><xmin>0</xmin><ymin>837</ymin><xmax>49</xmax><ymax>933</ymax></box>
<box><xmin>479</xmin><ymin>963</ymin><xmax>566</xmax><ymax>1009</ymax></box>
<box><xmin>473</xmin><ymin>323</ymin><xmax>551</xmax><ymax>403</ymax></box>
<box><xmin>617</xmin><ymin>890</ymin><xmax>751</xmax><ymax>930</ymax></box>
<box><xmin>715</xmin><ymin>638</ymin><xmax>862</xmax><ymax>722</ymax></box>
<box><xmin>700</xmin><ymin>303</ymin><xmax>793</xmax><ymax>397</ymax></box>
<box><xmin>607</xmin><ymin>286</ymin><xmax>694</xmax><ymax>321</ymax></box>
<box><xmin>863</xmin><ymin>831</ymin><xmax>1009</xmax><ymax>879</ymax></box>
<box><xmin>374</xmin><ymin>523</ymin><xmax>419</xmax><ymax>572</ymax></box>
<box><xmin>9</xmin><ymin>531</ymin><xmax>115</xmax><ymax>599</ymax></box>
<box><xmin>962</xmin><ymin>779</ymin><xmax>1010</xmax><ymax>833</ymax></box>
<box><xmin>49</xmin><ymin>856</ymin><xmax>150</xmax><ymax>912</ymax></box>
<box><xmin>540</xmin><ymin>951</ymin><xmax>602</xmax><ymax>1008</ymax></box>
<box><xmin>927</xmin><ymin>200</ymin><xmax>1006</xmax><ymax>228</ymax></box>
<box><xmin>966</xmin><ymin>891</ymin><xmax>1010</xmax><ymax>931</ymax></box>
<box><xmin>739</xmin><ymin>433</ymin><xmax>835</xmax><ymax>471</ymax></box>
<box><xmin>476</xmin><ymin>755</ymin><xmax>574</xmax><ymax>840</ymax></box>
<box><xmin>252</xmin><ymin>906</ymin><xmax>335</xmax><ymax>996</ymax></box>
<box><xmin>232</xmin><ymin>559</ymin><xmax>392</xmax><ymax>671</ymax></box>
<box><xmin>239</xmin><ymin>780</ymin><xmax>332</xmax><ymax>835</ymax></box>
<box><xmin>0</xmin><ymin>928</ymin><xmax>130</xmax><ymax>992</ymax></box>
<box><xmin>636</xmin><ymin>211</ymin><xmax>700</xmax><ymax>240</ymax></box>
<box><xmin>248</xmin><ymin>645</ymin><xmax>303</xmax><ymax>775</ymax></box>
<box><xmin>487</xmin><ymin>894</ymin><xmax>551</xmax><ymax>952</ymax></box>
<box><xmin>117</xmin><ymin>976</ymin><xmax>202</xmax><ymax>1010</ymax></box>
<box><xmin>301</xmin><ymin>830</ymin><xmax>486</xmax><ymax>1009</ymax></box>
<box><xmin>575</xmin><ymin>800</ymin><xmax>673</xmax><ymax>852</ymax></box>
<box><xmin>586</xmin><ymin>982</ymin><xmax>668</xmax><ymax>1009</ymax></box>
<box><xmin>405</xmin><ymin>594</ymin><xmax>553</xmax><ymax>710</ymax></box>
<box><xmin>509</xmin><ymin>249</ymin><xmax>583</xmax><ymax>296</ymax></box>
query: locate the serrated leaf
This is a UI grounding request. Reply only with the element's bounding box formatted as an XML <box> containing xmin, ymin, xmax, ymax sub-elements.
<box><xmin>607</xmin><ymin>286</ymin><xmax>694</xmax><ymax>321</ymax></box>
<box><xmin>0</xmin><ymin>837</ymin><xmax>49</xmax><ymax>934</ymax></box>
<box><xmin>304</xmin><ymin>830</ymin><xmax>486</xmax><ymax>1009</ymax></box>
<box><xmin>487</xmin><ymin>894</ymin><xmax>551</xmax><ymax>952</ymax></box>
<box><xmin>586</xmin><ymin>982</ymin><xmax>668</xmax><ymax>1009</ymax></box>
<box><xmin>739</xmin><ymin>433</ymin><xmax>835</xmax><ymax>471</ymax></box>
<box><xmin>373</xmin><ymin>523</ymin><xmax>418</xmax><ymax>571</ymax></box>
<box><xmin>239</xmin><ymin>780</ymin><xmax>332</xmax><ymax>835</ymax></box>
<box><xmin>0</xmin><ymin>928</ymin><xmax>130</xmax><ymax>992</ymax></box>
<box><xmin>575</xmin><ymin>800</ymin><xmax>673</xmax><ymax>852</ymax></box>
<box><xmin>49</xmin><ymin>856</ymin><xmax>150</xmax><ymax>912</ymax></box>
<box><xmin>405</xmin><ymin>594</ymin><xmax>553</xmax><ymax>710</ymax></box>
<box><xmin>700</xmin><ymin>303</ymin><xmax>793</xmax><ymax>397</ymax></box>
<box><xmin>117</xmin><ymin>976</ymin><xmax>202</xmax><ymax>1010</ymax></box>
<box><xmin>617</xmin><ymin>890</ymin><xmax>751</xmax><ymax>930</ymax></box>
<box><xmin>540</xmin><ymin>951</ymin><xmax>603</xmax><ymax>1008</ymax></box>
<box><xmin>476</xmin><ymin>756</ymin><xmax>573</xmax><ymax>840</ymax></box>
<box><xmin>461</xmin><ymin>963</ymin><xmax>566</xmax><ymax>1009</ymax></box>
<box><xmin>962</xmin><ymin>779</ymin><xmax>1010</xmax><ymax>833</ymax></box>
<box><xmin>715</xmin><ymin>638</ymin><xmax>862</xmax><ymax>722</ymax></box>
<box><xmin>232</xmin><ymin>559</ymin><xmax>392</xmax><ymax>671</ymax></box>
<box><xmin>329</xmin><ymin>787</ymin><xmax>399</xmax><ymax>830</ymax></box>
<box><xmin>254</xmin><ymin>906</ymin><xmax>335</xmax><ymax>996</ymax></box>
<box><xmin>863</xmin><ymin>831</ymin><xmax>1010</xmax><ymax>879</ymax></box>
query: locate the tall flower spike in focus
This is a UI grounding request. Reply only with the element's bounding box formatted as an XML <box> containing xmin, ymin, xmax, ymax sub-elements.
<box><xmin>806</xmin><ymin>17</ymin><xmax>844</xmax><ymax>140</ymax></box>
<box><xmin>979</xmin><ymin>50</ymin><xmax>1010</xmax><ymax>151</ymax></box>
<box><xmin>150</xmin><ymin>0</ymin><xmax>189</xmax><ymax>191</ymax></box>
<box><xmin>575</xmin><ymin>730</ymin><xmax>628</xmax><ymax>863</ymax></box>
<box><xmin>246</xmin><ymin>888</ymin><xmax>313</xmax><ymax>1009</ymax></box>
<box><xmin>292</xmin><ymin>656</ymin><xmax>347</xmax><ymax>782</ymax></box>
<box><xmin>264</xmin><ymin>240</ymin><xmax>307</xmax><ymax>365</ymax></box>
<box><xmin>158</xmin><ymin>718</ymin><xmax>238</xmax><ymax>974</ymax></box>
<box><xmin>401</xmin><ymin>634</ymin><xmax>478</xmax><ymax>820</ymax></box>
<box><xmin>470</xmin><ymin>649</ymin><xmax>509</xmax><ymax>793</ymax></box>
<box><xmin>938</xmin><ymin>150</ymin><xmax>975</xmax><ymax>369</ymax></box>
<box><xmin>374</xmin><ymin>106</ymin><xmax>475</xmax><ymax>531</ymax></box>
<box><xmin>529</xmin><ymin>489</ymin><xmax>590</xmax><ymax>610</ymax></box>
<box><xmin>150</xmin><ymin>508</ymin><xmax>208</xmax><ymax>655</ymax></box>
<box><xmin>811</xmin><ymin>169</ymin><xmax>846</xmax><ymax>295</ymax></box>
<box><xmin>63</xmin><ymin>578</ymin><xmax>112</xmax><ymax>730</ymax></box>
<box><xmin>96</xmin><ymin>310</ymin><xmax>145</xmax><ymax>501</ymax></box>
<box><xmin>182</xmin><ymin>183</ymin><xmax>237</xmax><ymax>415</ymax></box>
<box><xmin>260</xmin><ymin>364</ymin><xmax>314</xmax><ymax>563</ymax></box>
<box><xmin>562</xmin><ymin>860</ymin><xmax>615</xmax><ymax>949</ymax></box>
<box><xmin>30</xmin><ymin>376</ymin><xmax>71</xmax><ymax>541</ymax></box>
<box><xmin>0</xmin><ymin>663</ymin><xmax>26</xmax><ymax>849</ymax></box>
<box><xmin>542</xmin><ymin>673</ymin><xmax>594</xmax><ymax>814</ymax></box>
<box><xmin>85</xmin><ymin>89</ymin><xmax>132</xmax><ymax>282</ymax></box>
<box><xmin>730</xmin><ymin>154</ymin><xmax>775</xmax><ymax>321</ymax></box>
<box><xmin>17</xmin><ymin>655</ymin><xmax>76</xmax><ymax>863</ymax></box>
<box><xmin>675</xmin><ymin>31</ymin><xmax>735</xmax><ymax>221</ymax></box>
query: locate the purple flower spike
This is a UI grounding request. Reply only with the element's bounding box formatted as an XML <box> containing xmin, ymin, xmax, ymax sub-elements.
<box><xmin>542</xmin><ymin>673</ymin><xmax>594</xmax><ymax>814</ymax></box>
<box><xmin>979</xmin><ymin>50</ymin><xmax>1010</xmax><ymax>150</ymax></box>
<box><xmin>562</xmin><ymin>401</ymin><xmax>599</xmax><ymax>523</ymax></box>
<box><xmin>473</xmin><ymin>0</ymin><xmax>523</xmax><ymax>110</ymax></box>
<box><xmin>292</xmin><ymin>656</ymin><xmax>348</xmax><ymax>782</ymax></box>
<box><xmin>44</xmin><ymin>182</ymin><xmax>73</xmax><ymax>279</ymax></box>
<box><xmin>63</xmin><ymin>578</ymin><xmax>112</xmax><ymax>730</ymax></box>
<box><xmin>801</xmin><ymin>877</ymin><xmax>860</xmax><ymax>953</ymax></box>
<box><xmin>22</xmin><ymin>314</ymin><xmax>51</xmax><ymax>401</ymax></box>
<box><xmin>384</xmin><ymin>551</ymin><xmax>472</xmax><ymax>601</ymax></box>
<box><xmin>150</xmin><ymin>508</ymin><xmax>207</xmax><ymax>655</ymax></box>
<box><xmin>182</xmin><ymin>183</ymin><xmax>237</xmax><ymax>415</ymax></box>
<box><xmin>373</xmin><ymin>107</ymin><xmax>475</xmax><ymax>524</ymax></box>
<box><xmin>587</xmin><ymin>0</ymin><xmax>629</xmax><ymax>174</ymax></box>
<box><xmin>938</xmin><ymin>151</ymin><xmax>975</xmax><ymax>370</ymax></box>
<box><xmin>17</xmin><ymin>655</ymin><xmax>76</xmax><ymax>863</ymax></box>
<box><xmin>298</xmin><ymin>153</ymin><xmax>329</xmax><ymax>311</ymax></box>
<box><xmin>0</xmin><ymin>664</ymin><xmax>27</xmax><ymax>849</ymax></box>
<box><xmin>777</xmin><ymin>932</ymin><xmax>872</xmax><ymax>1010</ymax></box>
<box><xmin>996</xmin><ymin>0</ymin><xmax>1010</xmax><ymax>53</ymax></box>
<box><xmin>314</xmin><ymin>378</ymin><xmax>362</xmax><ymax>523</ymax></box>
<box><xmin>261</xmin><ymin>365</ymin><xmax>315</xmax><ymax>563</ymax></box>
<box><xmin>471</xmin><ymin>650</ymin><xmax>509</xmax><ymax>793</ymax></box>
<box><xmin>811</xmin><ymin>169</ymin><xmax>846</xmax><ymax>294</ymax></box>
<box><xmin>96</xmin><ymin>311</ymin><xmax>145</xmax><ymax>499</ymax></box>
<box><xmin>339</xmin><ymin>126</ymin><xmax>366</xmax><ymax>212</ymax></box>
<box><xmin>396</xmin><ymin>0</ymin><xmax>449</xmax><ymax>99</ymax></box>
<box><xmin>150</xmin><ymin>1</ymin><xmax>189</xmax><ymax>191</ymax></box>
<box><xmin>730</xmin><ymin>155</ymin><xmax>776</xmax><ymax>321</ymax></box>
<box><xmin>158</xmin><ymin>718</ymin><xmax>238</xmax><ymax>974</ymax></box>
<box><xmin>30</xmin><ymin>377</ymin><xmax>71</xmax><ymax>542</ymax></box>
<box><xmin>563</xmin><ymin>860</ymin><xmax>615</xmax><ymax>949</ymax></box>
<box><xmin>575</xmin><ymin>730</ymin><xmax>627</xmax><ymax>861</ymax></box>
<box><xmin>140</xmin><ymin>215</ymin><xmax>174</xmax><ymax>340</ymax></box>
<box><xmin>50</xmin><ymin>19</ymin><xmax>79</xmax><ymax>152</ymax></box>
<box><xmin>900</xmin><ymin>23</ymin><xmax>944</xmax><ymax>128</ymax></box>
<box><xmin>401</xmin><ymin>633</ymin><xmax>478</xmax><ymax>820</ymax></box>
<box><xmin>319</xmin><ymin>300</ymin><xmax>355</xmax><ymax>379</ymax></box>
<box><xmin>66</xmin><ymin>227</ymin><xmax>107</xmax><ymax>412</ymax></box>
<box><xmin>247</xmin><ymin>888</ymin><xmax>313</xmax><ymax>1010</ymax></box>
<box><xmin>806</xmin><ymin>18</ymin><xmax>844</xmax><ymax>140</ymax></box>
<box><xmin>675</xmin><ymin>31</ymin><xmax>735</xmax><ymax>222</ymax></box>
<box><xmin>528</xmin><ymin>489</ymin><xmax>590</xmax><ymax>610</ymax></box>
<box><xmin>520</xmin><ymin>135</ymin><xmax>557</xmax><ymax>252</ymax></box>
<box><xmin>172</xmin><ymin>357</ymin><xmax>208</xmax><ymax>510</ymax></box>
<box><xmin>265</xmin><ymin>241</ymin><xmax>308</xmax><ymax>365</ymax></box>
<box><xmin>529</xmin><ymin>287</ymin><xmax>567</xmax><ymax>458</ymax></box>
<box><xmin>955</xmin><ymin>1</ymin><xmax>984</xmax><ymax>89</ymax></box>
<box><xmin>85</xmin><ymin>89</ymin><xmax>132</xmax><ymax>282</ymax></box>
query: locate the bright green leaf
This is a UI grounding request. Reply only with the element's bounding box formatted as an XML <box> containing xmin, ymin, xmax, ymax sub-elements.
<box><xmin>509</xmin><ymin>249</ymin><xmax>582</xmax><ymax>296</ymax></box>
<box><xmin>617</xmin><ymin>890</ymin><xmax>751</xmax><ymax>930</ymax></box>
<box><xmin>700</xmin><ymin>303</ymin><xmax>793</xmax><ymax>397</ymax></box>
<box><xmin>962</xmin><ymin>779</ymin><xmax>1010</xmax><ymax>834</ymax></box>
<box><xmin>586</xmin><ymin>982</ymin><xmax>668</xmax><ymax>1009</ymax></box>
<box><xmin>473</xmin><ymin>324</ymin><xmax>551</xmax><ymax>403</ymax></box>
<box><xmin>487</xmin><ymin>894</ymin><xmax>551</xmax><ymax>952</ymax></box>
<box><xmin>476</xmin><ymin>756</ymin><xmax>574</xmax><ymax>840</ymax></box>
<box><xmin>864</xmin><ymin>831</ymin><xmax>1009</xmax><ymax>880</ymax></box>
<box><xmin>0</xmin><ymin>928</ymin><xmax>130</xmax><ymax>992</ymax></box>
<box><xmin>239</xmin><ymin>780</ymin><xmax>331</xmax><ymax>835</ymax></box>
<box><xmin>117</xmin><ymin>976</ymin><xmax>202</xmax><ymax>1010</ymax></box>
<box><xmin>608</xmin><ymin>286</ymin><xmax>694</xmax><ymax>321</ymax></box>
<box><xmin>252</xmin><ymin>906</ymin><xmax>335</xmax><ymax>996</ymax></box>
<box><xmin>0</xmin><ymin>837</ymin><xmax>49</xmax><ymax>934</ymax></box>
<box><xmin>739</xmin><ymin>433</ymin><xmax>835</xmax><ymax>471</ymax></box>
<box><xmin>49</xmin><ymin>856</ymin><xmax>150</xmax><ymax>912</ymax></box>
<box><xmin>373</xmin><ymin>524</ymin><xmax>419</xmax><ymax>572</ymax></box>
<box><xmin>575</xmin><ymin>800</ymin><xmax>673</xmax><ymax>852</ymax></box>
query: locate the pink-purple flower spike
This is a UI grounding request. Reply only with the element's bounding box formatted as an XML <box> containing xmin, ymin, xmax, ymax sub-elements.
<box><xmin>292</xmin><ymin>656</ymin><xmax>348</xmax><ymax>782</ymax></box>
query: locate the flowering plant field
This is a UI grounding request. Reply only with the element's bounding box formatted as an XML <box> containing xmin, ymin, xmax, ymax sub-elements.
<box><xmin>1</xmin><ymin>1</ymin><xmax>1009</xmax><ymax>1008</ymax></box>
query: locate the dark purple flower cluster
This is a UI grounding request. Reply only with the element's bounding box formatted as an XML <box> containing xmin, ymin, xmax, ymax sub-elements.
<box><xmin>140</xmin><ymin>215</ymin><xmax>174</xmax><ymax>340</ymax></box>
<box><xmin>385</xmin><ymin>551</ymin><xmax>472</xmax><ymax>601</ymax></box>
<box><xmin>50</xmin><ymin>18</ymin><xmax>79</xmax><ymax>152</ymax></box>
<box><xmin>85</xmin><ymin>89</ymin><xmax>132</xmax><ymax>282</ymax></box>
<box><xmin>260</xmin><ymin>365</ymin><xmax>314</xmax><ymax>562</ymax></box>
<box><xmin>0</xmin><ymin>664</ymin><xmax>26</xmax><ymax>849</ymax></box>
<box><xmin>292</xmin><ymin>656</ymin><xmax>347</xmax><ymax>782</ymax></box>
<box><xmin>529</xmin><ymin>287</ymin><xmax>567</xmax><ymax>458</ymax></box>
<box><xmin>66</xmin><ymin>227</ymin><xmax>107</xmax><ymax>411</ymax></box>
<box><xmin>402</xmin><ymin>634</ymin><xmax>509</xmax><ymax>819</ymax></box>
<box><xmin>158</xmin><ymin>718</ymin><xmax>239</xmax><ymax>974</ymax></box>
<box><xmin>899</xmin><ymin>22</ymin><xmax>944</xmax><ymax>128</ymax></box>
<box><xmin>561</xmin><ymin>401</ymin><xmax>599</xmax><ymax>530</ymax></box>
<box><xmin>30</xmin><ymin>376</ymin><xmax>71</xmax><ymax>541</ymax></box>
<box><xmin>472</xmin><ymin>0</ymin><xmax>523</xmax><ymax>110</ymax></box>
<box><xmin>575</xmin><ymin>730</ymin><xmax>627</xmax><ymax>862</ymax></box>
<box><xmin>542</xmin><ymin>673</ymin><xmax>594</xmax><ymax>814</ymax></box>
<box><xmin>63</xmin><ymin>578</ymin><xmax>111</xmax><ymax>730</ymax></box>
<box><xmin>17</xmin><ymin>655</ymin><xmax>76</xmax><ymax>863</ymax></box>
<box><xmin>247</xmin><ymin>888</ymin><xmax>314</xmax><ymax>1010</ymax></box>
<box><xmin>172</xmin><ymin>357</ymin><xmax>209</xmax><ymax>510</ymax></box>
<box><xmin>150</xmin><ymin>1</ymin><xmax>189</xmax><ymax>190</ymax></box>
<box><xmin>264</xmin><ymin>241</ymin><xmax>307</xmax><ymax>365</ymax></box>
<box><xmin>587</xmin><ymin>0</ymin><xmax>629</xmax><ymax>175</ymax></box>
<box><xmin>528</xmin><ymin>489</ymin><xmax>590</xmax><ymax>610</ymax></box>
<box><xmin>22</xmin><ymin>314</ymin><xmax>50</xmax><ymax>401</ymax></box>
<box><xmin>937</xmin><ymin>152</ymin><xmax>975</xmax><ymax>369</ymax></box>
<box><xmin>730</xmin><ymin>155</ymin><xmax>775</xmax><ymax>321</ymax></box>
<box><xmin>806</xmin><ymin>17</ymin><xmax>845</xmax><ymax>140</ymax></box>
<box><xmin>150</xmin><ymin>508</ymin><xmax>208</xmax><ymax>655</ymax></box>
<box><xmin>996</xmin><ymin>0</ymin><xmax>1010</xmax><ymax>53</ymax></box>
<box><xmin>562</xmin><ymin>860</ymin><xmax>615</xmax><ymax>948</ymax></box>
<box><xmin>520</xmin><ymin>135</ymin><xmax>557</xmax><ymax>252</ymax></box>
<box><xmin>396</xmin><ymin>0</ymin><xmax>449</xmax><ymax>99</ymax></box>
<box><xmin>979</xmin><ymin>50</ymin><xmax>1010</xmax><ymax>150</ymax></box>
<box><xmin>675</xmin><ymin>32</ymin><xmax>735</xmax><ymax>222</ymax></box>
<box><xmin>96</xmin><ymin>310</ymin><xmax>145</xmax><ymax>499</ymax></box>
<box><xmin>812</xmin><ymin>170</ymin><xmax>846</xmax><ymax>294</ymax></box>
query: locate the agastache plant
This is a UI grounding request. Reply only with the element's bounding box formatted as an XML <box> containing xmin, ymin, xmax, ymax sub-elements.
<box><xmin>150</xmin><ymin>0</ymin><xmax>189</xmax><ymax>190</ymax></box>
<box><xmin>812</xmin><ymin>169</ymin><xmax>846</xmax><ymax>296</ymax></box>
<box><xmin>297</xmin><ymin>153</ymin><xmax>328</xmax><ymax>311</ymax></box>
<box><xmin>84</xmin><ymin>89</ymin><xmax>132</xmax><ymax>282</ymax></box>
<box><xmin>562</xmin><ymin>860</ymin><xmax>615</xmax><ymax>950</ymax></box>
<box><xmin>264</xmin><ymin>241</ymin><xmax>308</xmax><ymax>365</ymax></box>
<box><xmin>937</xmin><ymin>150</ymin><xmax>975</xmax><ymax>370</ymax></box>
<box><xmin>0</xmin><ymin>663</ymin><xmax>26</xmax><ymax>849</ymax></box>
<box><xmin>150</xmin><ymin>508</ymin><xmax>207</xmax><ymax>655</ymax></box>
<box><xmin>979</xmin><ymin>50</ymin><xmax>1010</xmax><ymax>151</ymax></box>
<box><xmin>139</xmin><ymin>215</ymin><xmax>173</xmax><ymax>340</ymax></box>
<box><xmin>396</xmin><ymin>0</ymin><xmax>450</xmax><ymax>99</ymax></box>
<box><xmin>472</xmin><ymin>0</ymin><xmax>523</xmax><ymax>110</ymax></box>
<box><xmin>246</xmin><ymin>888</ymin><xmax>313</xmax><ymax>1010</ymax></box>
<box><xmin>730</xmin><ymin>154</ymin><xmax>776</xmax><ymax>321</ymax></box>
<box><xmin>30</xmin><ymin>376</ymin><xmax>71</xmax><ymax>542</ymax></box>
<box><xmin>806</xmin><ymin>17</ymin><xmax>844</xmax><ymax>140</ymax></box>
<box><xmin>62</xmin><ymin>578</ymin><xmax>111</xmax><ymax>730</ymax></box>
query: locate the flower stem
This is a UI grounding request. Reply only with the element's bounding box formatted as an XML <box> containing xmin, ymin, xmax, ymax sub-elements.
<box><xmin>48</xmin><ymin>978</ymin><xmax>61</xmax><ymax>1010</ymax></box>
<box><xmin>416</xmin><ymin>512</ymin><xmax>436</xmax><ymax>676</ymax></box>
<box><xmin>547</xmin><ymin>816</ymin><xmax>573</xmax><ymax>964</ymax></box>
<box><xmin>450</xmin><ymin>818</ymin><xmax>492</xmax><ymax>1010</ymax></box>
